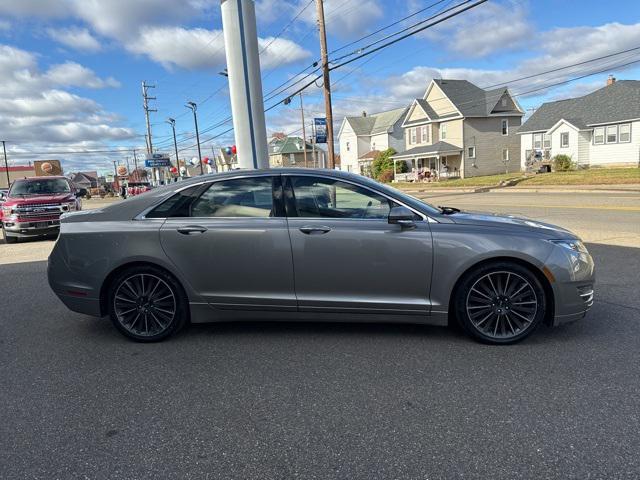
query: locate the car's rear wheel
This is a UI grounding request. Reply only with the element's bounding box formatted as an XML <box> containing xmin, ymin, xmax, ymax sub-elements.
<box><xmin>454</xmin><ymin>262</ymin><xmax>546</xmax><ymax>345</ymax></box>
<box><xmin>108</xmin><ymin>265</ymin><xmax>189</xmax><ymax>342</ymax></box>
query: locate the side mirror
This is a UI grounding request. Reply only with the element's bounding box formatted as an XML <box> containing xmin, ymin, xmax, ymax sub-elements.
<box><xmin>76</xmin><ymin>188</ymin><xmax>88</xmax><ymax>198</ymax></box>
<box><xmin>388</xmin><ymin>206</ymin><xmax>416</xmax><ymax>229</ymax></box>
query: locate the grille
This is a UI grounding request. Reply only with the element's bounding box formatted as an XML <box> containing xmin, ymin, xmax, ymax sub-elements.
<box><xmin>14</xmin><ymin>202</ymin><xmax>68</xmax><ymax>219</ymax></box>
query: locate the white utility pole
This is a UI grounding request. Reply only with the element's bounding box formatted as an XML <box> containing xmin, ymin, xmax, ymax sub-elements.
<box><xmin>220</xmin><ymin>0</ymin><xmax>269</xmax><ymax>169</ymax></box>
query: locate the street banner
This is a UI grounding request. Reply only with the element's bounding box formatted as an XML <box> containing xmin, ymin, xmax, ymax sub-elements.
<box><xmin>145</xmin><ymin>153</ymin><xmax>171</xmax><ymax>168</ymax></box>
<box><xmin>314</xmin><ymin>118</ymin><xmax>327</xmax><ymax>144</ymax></box>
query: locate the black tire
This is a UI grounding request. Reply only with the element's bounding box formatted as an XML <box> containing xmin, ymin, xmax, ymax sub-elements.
<box><xmin>454</xmin><ymin>261</ymin><xmax>546</xmax><ymax>345</ymax></box>
<box><xmin>4</xmin><ymin>234</ymin><xmax>18</xmax><ymax>244</ymax></box>
<box><xmin>108</xmin><ymin>265</ymin><xmax>189</xmax><ymax>342</ymax></box>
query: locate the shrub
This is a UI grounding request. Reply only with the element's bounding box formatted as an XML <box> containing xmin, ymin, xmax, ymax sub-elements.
<box><xmin>553</xmin><ymin>154</ymin><xmax>575</xmax><ymax>172</ymax></box>
<box><xmin>378</xmin><ymin>169</ymin><xmax>394</xmax><ymax>183</ymax></box>
<box><xmin>371</xmin><ymin>148</ymin><xmax>396</xmax><ymax>181</ymax></box>
<box><xmin>395</xmin><ymin>160</ymin><xmax>409</xmax><ymax>174</ymax></box>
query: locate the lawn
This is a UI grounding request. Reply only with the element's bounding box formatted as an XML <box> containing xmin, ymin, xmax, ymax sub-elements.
<box><xmin>515</xmin><ymin>167</ymin><xmax>640</xmax><ymax>185</ymax></box>
<box><xmin>393</xmin><ymin>168</ymin><xmax>640</xmax><ymax>189</ymax></box>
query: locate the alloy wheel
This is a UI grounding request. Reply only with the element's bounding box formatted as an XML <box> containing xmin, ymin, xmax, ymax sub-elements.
<box><xmin>113</xmin><ymin>274</ymin><xmax>176</xmax><ymax>337</ymax></box>
<box><xmin>465</xmin><ymin>271</ymin><xmax>538</xmax><ymax>340</ymax></box>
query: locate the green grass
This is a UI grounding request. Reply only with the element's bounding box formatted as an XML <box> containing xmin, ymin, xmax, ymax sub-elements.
<box><xmin>393</xmin><ymin>168</ymin><xmax>640</xmax><ymax>189</ymax></box>
<box><xmin>515</xmin><ymin>167</ymin><xmax>640</xmax><ymax>185</ymax></box>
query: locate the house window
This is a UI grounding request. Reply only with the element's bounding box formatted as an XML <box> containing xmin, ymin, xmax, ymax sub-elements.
<box><xmin>560</xmin><ymin>132</ymin><xmax>569</xmax><ymax>148</ymax></box>
<box><xmin>502</xmin><ymin>148</ymin><xmax>509</xmax><ymax>162</ymax></box>
<box><xmin>533</xmin><ymin>133</ymin><xmax>542</xmax><ymax>149</ymax></box>
<box><xmin>421</xmin><ymin>126</ymin><xmax>427</xmax><ymax>143</ymax></box>
<box><xmin>410</xmin><ymin>128</ymin><xmax>417</xmax><ymax>144</ymax></box>
<box><xmin>593</xmin><ymin>127</ymin><xmax>604</xmax><ymax>145</ymax></box>
<box><xmin>289</xmin><ymin>153</ymin><xmax>296</xmax><ymax>165</ymax></box>
<box><xmin>606</xmin><ymin>125</ymin><xmax>617</xmax><ymax>144</ymax></box>
<box><xmin>440</xmin><ymin>123</ymin><xmax>447</xmax><ymax>140</ymax></box>
<box><xmin>619</xmin><ymin>124</ymin><xmax>631</xmax><ymax>143</ymax></box>
<box><xmin>467</xmin><ymin>146</ymin><xmax>476</xmax><ymax>158</ymax></box>
<box><xmin>501</xmin><ymin>119</ymin><xmax>508</xmax><ymax>136</ymax></box>
<box><xmin>346</xmin><ymin>141</ymin><xmax>350</xmax><ymax>152</ymax></box>
<box><xmin>372</xmin><ymin>141</ymin><xmax>376</xmax><ymax>150</ymax></box>
<box><xmin>543</xmin><ymin>134</ymin><xmax>551</xmax><ymax>149</ymax></box>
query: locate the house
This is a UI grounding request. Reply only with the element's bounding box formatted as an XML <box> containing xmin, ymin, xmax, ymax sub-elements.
<box><xmin>70</xmin><ymin>172</ymin><xmax>98</xmax><ymax>189</ymax></box>
<box><xmin>268</xmin><ymin>134</ymin><xmax>324</xmax><ymax>168</ymax></box>
<box><xmin>392</xmin><ymin>79</ymin><xmax>524</xmax><ymax>179</ymax></box>
<box><xmin>338</xmin><ymin>107</ymin><xmax>408</xmax><ymax>175</ymax></box>
<box><xmin>518</xmin><ymin>77</ymin><xmax>640</xmax><ymax>169</ymax></box>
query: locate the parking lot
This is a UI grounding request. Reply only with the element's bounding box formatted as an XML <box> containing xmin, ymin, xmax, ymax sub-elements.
<box><xmin>2</xmin><ymin>190</ymin><xmax>640</xmax><ymax>479</ymax></box>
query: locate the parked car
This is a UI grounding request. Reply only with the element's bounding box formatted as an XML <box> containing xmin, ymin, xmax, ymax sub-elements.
<box><xmin>2</xmin><ymin>176</ymin><xmax>86</xmax><ymax>243</ymax></box>
<box><xmin>48</xmin><ymin>169</ymin><xmax>595</xmax><ymax>344</ymax></box>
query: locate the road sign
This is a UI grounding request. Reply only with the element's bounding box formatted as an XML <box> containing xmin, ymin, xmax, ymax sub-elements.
<box><xmin>314</xmin><ymin>118</ymin><xmax>327</xmax><ymax>144</ymax></box>
<box><xmin>145</xmin><ymin>153</ymin><xmax>171</xmax><ymax>168</ymax></box>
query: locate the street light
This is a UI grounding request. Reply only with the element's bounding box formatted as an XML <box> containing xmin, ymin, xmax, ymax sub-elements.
<box><xmin>185</xmin><ymin>102</ymin><xmax>204</xmax><ymax>175</ymax></box>
<box><xmin>166</xmin><ymin>117</ymin><xmax>180</xmax><ymax>177</ymax></box>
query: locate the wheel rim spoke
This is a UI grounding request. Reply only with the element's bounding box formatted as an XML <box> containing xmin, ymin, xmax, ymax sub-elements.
<box><xmin>114</xmin><ymin>274</ymin><xmax>176</xmax><ymax>337</ymax></box>
<box><xmin>466</xmin><ymin>270</ymin><xmax>538</xmax><ymax>339</ymax></box>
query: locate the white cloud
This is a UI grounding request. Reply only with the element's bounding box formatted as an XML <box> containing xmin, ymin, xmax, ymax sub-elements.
<box><xmin>69</xmin><ymin>0</ymin><xmax>204</xmax><ymax>39</ymax></box>
<box><xmin>298</xmin><ymin>0</ymin><xmax>383</xmax><ymax>38</ymax></box>
<box><xmin>47</xmin><ymin>26</ymin><xmax>102</xmax><ymax>52</ymax></box>
<box><xmin>420</xmin><ymin>1</ymin><xmax>530</xmax><ymax>58</ymax></box>
<box><xmin>45</xmin><ymin>62</ymin><xmax>120</xmax><ymax>88</ymax></box>
<box><xmin>0</xmin><ymin>44</ymin><xmax>134</xmax><ymax>149</ymax></box>
<box><xmin>129</xmin><ymin>26</ymin><xmax>311</xmax><ymax>71</ymax></box>
<box><xmin>0</xmin><ymin>0</ymin><xmax>67</xmax><ymax>17</ymax></box>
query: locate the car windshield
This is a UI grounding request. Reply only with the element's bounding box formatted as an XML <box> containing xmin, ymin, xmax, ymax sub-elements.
<box><xmin>10</xmin><ymin>178</ymin><xmax>71</xmax><ymax>195</ymax></box>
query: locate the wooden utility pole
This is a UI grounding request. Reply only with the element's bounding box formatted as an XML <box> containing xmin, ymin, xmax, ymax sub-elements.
<box><xmin>315</xmin><ymin>0</ymin><xmax>335</xmax><ymax>169</ymax></box>
<box><xmin>300</xmin><ymin>92</ymin><xmax>308</xmax><ymax>167</ymax></box>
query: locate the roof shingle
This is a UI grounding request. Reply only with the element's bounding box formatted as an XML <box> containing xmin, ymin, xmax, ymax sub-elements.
<box><xmin>519</xmin><ymin>80</ymin><xmax>640</xmax><ymax>133</ymax></box>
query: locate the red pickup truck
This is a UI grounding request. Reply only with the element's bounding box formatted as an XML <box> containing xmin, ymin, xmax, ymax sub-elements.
<box><xmin>1</xmin><ymin>176</ymin><xmax>86</xmax><ymax>243</ymax></box>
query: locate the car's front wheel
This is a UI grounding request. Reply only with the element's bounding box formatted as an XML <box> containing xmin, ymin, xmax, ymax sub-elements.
<box><xmin>4</xmin><ymin>234</ymin><xmax>18</xmax><ymax>244</ymax></box>
<box><xmin>454</xmin><ymin>262</ymin><xmax>547</xmax><ymax>345</ymax></box>
<box><xmin>108</xmin><ymin>265</ymin><xmax>189</xmax><ymax>342</ymax></box>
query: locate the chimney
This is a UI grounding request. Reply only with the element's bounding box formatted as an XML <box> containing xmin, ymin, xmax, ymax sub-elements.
<box><xmin>362</xmin><ymin>111</ymin><xmax>367</xmax><ymax>117</ymax></box>
<box><xmin>607</xmin><ymin>74</ymin><xmax>616</xmax><ymax>86</ymax></box>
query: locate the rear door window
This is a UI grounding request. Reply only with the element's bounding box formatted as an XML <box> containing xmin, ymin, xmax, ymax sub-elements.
<box><xmin>191</xmin><ymin>177</ymin><xmax>275</xmax><ymax>218</ymax></box>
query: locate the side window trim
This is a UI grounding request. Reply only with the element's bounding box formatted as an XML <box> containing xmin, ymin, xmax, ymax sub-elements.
<box><xmin>283</xmin><ymin>174</ymin><xmax>427</xmax><ymax>221</ymax></box>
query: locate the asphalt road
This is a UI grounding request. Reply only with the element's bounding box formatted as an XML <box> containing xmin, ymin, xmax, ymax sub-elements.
<box><xmin>1</xmin><ymin>191</ymin><xmax>640</xmax><ymax>479</ymax></box>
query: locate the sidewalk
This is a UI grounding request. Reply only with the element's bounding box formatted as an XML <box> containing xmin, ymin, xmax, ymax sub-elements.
<box><xmin>397</xmin><ymin>183</ymin><xmax>640</xmax><ymax>195</ymax></box>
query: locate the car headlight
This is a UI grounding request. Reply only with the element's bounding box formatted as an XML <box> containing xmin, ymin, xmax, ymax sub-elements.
<box><xmin>2</xmin><ymin>206</ymin><xmax>13</xmax><ymax>217</ymax></box>
<box><xmin>60</xmin><ymin>202</ymin><xmax>77</xmax><ymax>212</ymax></box>
<box><xmin>550</xmin><ymin>239</ymin><xmax>589</xmax><ymax>254</ymax></box>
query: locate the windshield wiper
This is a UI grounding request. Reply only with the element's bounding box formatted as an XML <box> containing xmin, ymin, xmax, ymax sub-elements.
<box><xmin>439</xmin><ymin>206</ymin><xmax>461</xmax><ymax>215</ymax></box>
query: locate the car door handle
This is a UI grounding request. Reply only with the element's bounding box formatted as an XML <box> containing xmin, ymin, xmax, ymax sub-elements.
<box><xmin>299</xmin><ymin>225</ymin><xmax>332</xmax><ymax>235</ymax></box>
<box><xmin>177</xmin><ymin>225</ymin><xmax>208</xmax><ymax>235</ymax></box>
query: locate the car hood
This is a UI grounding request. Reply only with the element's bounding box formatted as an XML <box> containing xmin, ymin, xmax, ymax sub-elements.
<box><xmin>5</xmin><ymin>193</ymin><xmax>74</xmax><ymax>205</ymax></box>
<box><xmin>448</xmin><ymin>211</ymin><xmax>576</xmax><ymax>238</ymax></box>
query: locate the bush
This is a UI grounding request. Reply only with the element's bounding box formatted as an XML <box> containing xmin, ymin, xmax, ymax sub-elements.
<box><xmin>553</xmin><ymin>154</ymin><xmax>575</xmax><ymax>172</ymax></box>
<box><xmin>395</xmin><ymin>160</ymin><xmax>409</xmax><ymax>174</ymax></box>
<box><xmin>378</xmin><ymin>169</ymin><xmax>394</xmax><ymax>183</ymax></box>
<box><xmin>371</xmin><ymin>148</ymin><xmax>396</xmax><ymax>181</ymax></box>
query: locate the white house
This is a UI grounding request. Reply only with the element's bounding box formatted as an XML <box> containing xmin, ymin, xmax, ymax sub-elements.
<box><xmin>519</xmin><ymin>77</ymin><xmax>640</xmax><ymax>169</ymax></box>
<box><xmin>337</xmin><ymin>107</ymin><xmax>408</xmax><ymax>176</ymax></box>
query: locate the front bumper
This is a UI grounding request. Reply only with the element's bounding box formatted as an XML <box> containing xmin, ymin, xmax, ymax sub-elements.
<box><xmin>3</xmin><ymin>219</ymin><xmax>60</xmax><ymax>237</ymax></box>
<box><xmin>546</xmin><ymin>245</ymin><xmax>595</xmax><ymax>326</ymax></box>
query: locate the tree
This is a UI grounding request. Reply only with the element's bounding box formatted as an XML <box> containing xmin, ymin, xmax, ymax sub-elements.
<box><xmin>371</xmin><ymin>148</ymin><xmax>396</xmax><ymax>181</ymax></box>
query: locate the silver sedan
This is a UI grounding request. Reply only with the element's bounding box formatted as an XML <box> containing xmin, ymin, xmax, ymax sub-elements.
<box><xmin>48</xmin><ymin>169</ymin><xmax>595</xmax><ymax>344</ymax></box>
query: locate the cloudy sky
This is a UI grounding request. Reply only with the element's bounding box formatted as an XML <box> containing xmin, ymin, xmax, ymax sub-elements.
<box><xmin>1</xmin><ymin>0</ymin><xmax>639</xmax><ymax>174</ymax></box>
